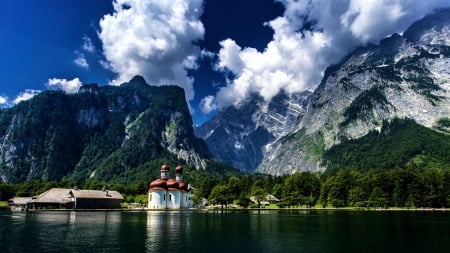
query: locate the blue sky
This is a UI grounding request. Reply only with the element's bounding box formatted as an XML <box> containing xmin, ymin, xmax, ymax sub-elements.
<box><xmin>1</xmin><ymin>0</ymin><xmax>449</xmax><ymax>125</ymax></box>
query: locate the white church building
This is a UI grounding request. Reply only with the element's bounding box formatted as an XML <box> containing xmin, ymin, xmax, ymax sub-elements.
<box><xmin>148</xmin><ymin>164</ymin><xmax>193</xmax><ymax>209</ymax></box>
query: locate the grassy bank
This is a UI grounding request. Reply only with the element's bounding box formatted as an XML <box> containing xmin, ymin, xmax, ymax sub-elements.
<box><xmin>0</xmin><ymin>201</ymin><xmax>8</xmax><ymax>210</ymax></box>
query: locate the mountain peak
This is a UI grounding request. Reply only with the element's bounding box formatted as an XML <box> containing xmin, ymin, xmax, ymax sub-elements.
<box><xmin>122</xmin><ymin>75</ymin><xmax>149</xmax><ymax>89</ymax></box>
<box><xmin>195</xmin><ymin>91</ymin><xmax>311</xmax><ymax>172</ymax></box>
<box><xmin>198</xmin><ymin>8</ymin><xmax>450</xmax><ymax>175</ymax></box>
<box><xmin>403</xmin><ymin>8</ymin><xmax>450</xmax><ymax>44</ymax></box>
<box><xmin>78</xmin><ymin>83</ymin><xmax>99</xmax><ymax>94</ymax></box>
<box><xmin>0</xmin><ymin>75</ymin><xmax>211</xmax><ymax>182</ymax></box>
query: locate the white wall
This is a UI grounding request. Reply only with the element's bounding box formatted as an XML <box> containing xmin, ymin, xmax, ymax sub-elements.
<box><xmin>148</xmin><ymin>189</ymin><xmax>193</xmax><ymax>209</ymax></box>
<box><xmin>148</xmin><ymin>190</ymin><xmax>166</xmax><ymax>209</ymax></box>
<box><xmin>180</xmin><ymin>191</ymin><xmax>193</xmax><ymax>208</ymax></box>
<box><xmin>167</xmin><ymin>190</ymin><xmax>181</xmax><ymax>209</ymax></box>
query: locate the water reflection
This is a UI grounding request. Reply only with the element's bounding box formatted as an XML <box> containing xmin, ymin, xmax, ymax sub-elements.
<box><xmin>35</xmin><ymin>211</ymin><xmax>123</xmax><ymax>252</ymax></box>
<box><xmin>1</xmin><ymin>210</ymin><xmax>450</xmax><ymax>253</ymax></box>
<box><xmin>145</xmin><ymin>211</ymin><xmax>191</xmax><ymax>252</ymax></box>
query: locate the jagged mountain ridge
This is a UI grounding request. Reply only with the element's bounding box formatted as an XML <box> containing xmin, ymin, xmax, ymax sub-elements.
<box><xmin>197</xmin><ymin>8</ymin><xmax>450</xmax><ymax>175</ymax></box>
<box><xmin>258</xmin><ymin>8</ymin><xmax>450</xmax><ymax>174</ymax></box>
<box><xmin>0</xmin><ymin>76</ymin><xmax>211</xmax><ymax>183</ymax></box>
<box><xmin>195</xmin><ymin>91</ymin><xmax>311</xmax><ymax>172</ymax></box>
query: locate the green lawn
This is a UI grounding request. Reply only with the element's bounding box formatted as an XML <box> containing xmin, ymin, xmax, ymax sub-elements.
<box><xmin>0</xmin><ymin>201</ymin><xmax>8</xmax><ymax>207</ymax></box>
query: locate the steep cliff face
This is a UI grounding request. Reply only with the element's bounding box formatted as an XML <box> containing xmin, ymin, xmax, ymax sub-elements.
<box><xmin>195</xmin><ymin>91</ymin><xmax>311</xmax><ymax>172</ymax></box>
<box><xmin>257</xmin><ymin>9</ymin><xmax>450</xmax><ymax>175</ymax></box>
<box><xmin>0</xmin><ymin>76</ymin><xmax>211</xmax><ymax>183</ymax></box>
<box><xmin>195</xmin><ymin>9</ymin><xmax>450</xmax><ymax>175</ymax></box>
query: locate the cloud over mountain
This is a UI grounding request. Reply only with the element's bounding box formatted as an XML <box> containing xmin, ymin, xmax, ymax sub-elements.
<box><xmin>201</xmin><ymin>0</ymin><xmax>450</xmax><ymax>113</ymax></box>
<box><xmin>0</xmin><ymin>95</ymin><xmax>7</xmax><ymax>105</ymax></box>
<box><xmin>46</xmin><ymin>78</ymin><xmax>82</xmax><ymax>94</ymax></box>
<box><xmin>98</xmin><ymin>0</ymin><xmax>205</xmax><ymax>102</ymax></box>
<box><xmin>13</xmin><ymin>90</ymin><xmax>41</xmax><ymax>104</ymax></box>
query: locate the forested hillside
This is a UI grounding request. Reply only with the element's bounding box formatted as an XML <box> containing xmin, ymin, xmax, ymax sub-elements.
<box><xmin>0</xmin><ymin>76</ymin><xmax>223</xmax><ymax>183</ymax></box>
<box><xmin>323</xmin><ymin>118</ymin><xmax>450</xmax><ymax>173</ymax></box>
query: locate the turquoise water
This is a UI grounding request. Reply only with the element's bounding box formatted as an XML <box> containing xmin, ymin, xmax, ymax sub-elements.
<box><xmin>0</xmin><ymin>209</ymin><xmax>449</xmax><ymax>253</ymax></box>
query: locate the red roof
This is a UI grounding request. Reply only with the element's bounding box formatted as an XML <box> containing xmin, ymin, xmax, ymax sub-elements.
<box><xmin>150</xmin><ymin>178</ymin><xmax>167</xmax><ymax>190</ymax></box>
<box><xmin>178</xmin><ymin>181</ymin><xmax>188</xmax><ymax>191</ymax></box>
<box><xmin>167</xmin><ymin>178</ymin><xmax>179</xmax><ymax>190</ymax></box>
<box><xmin>175</xmin><ymin>165</ymin><xmax>183</xmax><ymax>174</ymax></box>
<box><xmin>160</xmin><ymin>163</ymin><xmax>169</xmax><ymax>172</ymax></box>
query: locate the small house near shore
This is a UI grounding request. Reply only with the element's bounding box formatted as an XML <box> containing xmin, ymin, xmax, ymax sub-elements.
<box><xmin>20</xmin><ymin>188</ymin><xmax>124</xmax><ymax>210</ymax></box>
<box><xmin>8</xmin><ymin>197</ymin><xmax>32</xmax><ymax>211</ymax></box>
<box><xmin>70</xmin><ymin>189</ymin><xmax>123</xmax><ymax>209</ymax></box>
<box><xmin>28</xmin><ymin>188</ymin><xmax>75</xmax><ymax>209</ymax></box>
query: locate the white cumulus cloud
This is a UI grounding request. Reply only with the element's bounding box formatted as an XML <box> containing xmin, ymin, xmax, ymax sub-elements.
<box><xmin>46</xmin><ymin>78</ymin><xmax>82</xmax><ymax>94</ymax></box>
<box><xmin>199</xmin><ymin>95</ymin><xmax>217</xmax><ymax>114</ymax></box>
<box><xmin>98</xmin><ymin>0</ymin><xmax>205</xmax><ymax>102</ymax></box>
<box><xmin>74</xmin><ymin>53</ymin><xmax>89</xmax><ymax>69</ymax></box>
<box><xmin>202</xmin><ymin>0</ymin><xmax>450</xmax><ymax>112</ymax></box>
<box><xmin>13</xmin><ymin>90</ymin><xmax>41</xmax><ymax>104</ymax></box>
<box><xmin>0</xmin><ymin>95</ymin><xmax>7</xmax><ymax>105</ymax></box>
<box><xmin>82</xmin><ymin>36</ymin><xmax>96</xmax><ymax>53</ymax></box>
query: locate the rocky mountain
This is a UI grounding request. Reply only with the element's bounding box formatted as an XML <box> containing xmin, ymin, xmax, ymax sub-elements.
<box><xmin>259</xmin><ymin>8</ymin><xmax>450</xmax><ymax>175</ymax></box>
<box><xmin>0</xmin><ymin>76</ymin><xmax>212</xmax><ymax>183</ymax></box>
<box><xmin>195</xmin><ymin>91</ymin><xmax>311</xmax><ymax>172</ymax></box>
<box><xmin>198</xmin><ymin>8</ymin><xmax>450</xmax><ymax>175</ymax></box>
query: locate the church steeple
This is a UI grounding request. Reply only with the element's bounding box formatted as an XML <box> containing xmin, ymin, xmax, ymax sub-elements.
<box><xmin>160</xmin><ymin>163</ymin><xmax>169</xmax><ymax>180</ymax></box>
<box><xmin>175</xmin><ymin>165</ymin><xmax>183</xmax><ymax>182</ymax></box>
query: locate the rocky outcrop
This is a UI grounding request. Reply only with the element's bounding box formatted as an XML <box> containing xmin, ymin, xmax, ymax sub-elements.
<box><xmin>0</xmin><ymin>76</ymin><xmax>211</xmax><ymax>183</ymax></box>
<box><xmin>195</xmin><ymin>91</ymin><xmax>311</xmax><ymax>172</ymax></box>
<box><xmin>196</xmin><ymin>9</ymin><xmax>450</xmax><ymax>175</ymax></box>
<box><xmin>258</xmin><ymin>8</ymin><xmax>450</xmax><ymax>175</ymax></box>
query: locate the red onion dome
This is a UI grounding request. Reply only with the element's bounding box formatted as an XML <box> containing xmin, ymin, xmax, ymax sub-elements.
<box><xmin>160</xmin><ymin>163</ymin><xmax>170</xmax><ymax>171</ymax></box>
<box><xmin>166</xmin><ymin>178</ymin><xmax>179</xmax><ymax>190</ymax></box>
<box><xmin>150</xmin><ymin>179</ymin><xmax>167</xmax><ymax>190</ymax></box>
<box><xmin>178</xmin><ymin>181</ymin><xmax>188</xmax><ymax>191</ymax></box>
<box><xmin>175</xmin><ymin>165</ymin><xmax>183</xmax><ymax>174</ymax></box>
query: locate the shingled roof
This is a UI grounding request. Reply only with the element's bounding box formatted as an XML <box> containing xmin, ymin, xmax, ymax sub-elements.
<box><xmin>8</xmin><ymin>197</ymin><xmax>32</xmax><ymax>205</ymax></box>
<box><xmin>70</xmin><ymin>189</ymin><xmax>124</xmax><ymax>200</ymax></box>
<box><xmin>32</xmin><ymin>188</ymin><xmax>72</xmax><ymax>203</ymax></box>
<box><xmin>30</xmin><ymin>188</ymin><xmax>124</xmax><ymax>204</ymax></box>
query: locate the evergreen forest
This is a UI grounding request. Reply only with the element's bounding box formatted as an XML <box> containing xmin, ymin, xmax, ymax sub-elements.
<box><xmin>1</xmin><ymin>118</ymin><xmax>450</xmax><ymax>209</ymax></box>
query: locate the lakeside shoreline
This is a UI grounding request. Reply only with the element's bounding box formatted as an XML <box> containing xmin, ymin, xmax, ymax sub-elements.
<box><xmin>198</xmin><ymin>206</ymin><xmax>450</xmax><ymax>212</ymax></box>
<box><xmin>3</xmin><ymin>206</ymin><xmax>450</xmax><ymax>212</ymax></box>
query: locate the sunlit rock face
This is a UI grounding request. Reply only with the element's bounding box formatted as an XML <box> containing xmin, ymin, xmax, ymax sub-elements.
<box><xmin>198</xmin><ymin>9</ymin><xmax>450</xmax><ymax>175</ymax></box>
<box><xmin>0</xmin><ymin>76</ymin><xmax>210</xmax><ymax>183</ymax></box>
<box><xmin>258</xmin><ymin>8</ymin><xmax>450</xmax><ymax>175</ymax></box>
<box><xmin>195</xmin><ymin>91</ymin><xmax>311</xmax><ymax>172</ymax></box>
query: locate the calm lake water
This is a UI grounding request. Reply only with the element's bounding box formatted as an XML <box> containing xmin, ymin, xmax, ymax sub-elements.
<box><xmin>0</xmin><ymin>209</ymin><xmax>449</xmax><ymax>253</ymax></box>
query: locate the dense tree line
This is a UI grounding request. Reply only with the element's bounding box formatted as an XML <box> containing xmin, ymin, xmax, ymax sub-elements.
<box><xmin>203</xmin><ymin>168</ymin><xmax>450</xmax><ymax>209</ymax></box>
<box><xmin>0</xmin><ymin>160</ymin><xmax>239</xmax><ymax>206</ymax></box>
<box><xmin>2</xmin><ymin>117</ymin><xmax>450</xmax><ymax>209</ymax></box>
<box><xmin>2</xmin><ymin>167</ymin><xmax>450</xmax><ymax>209</ymax></box>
